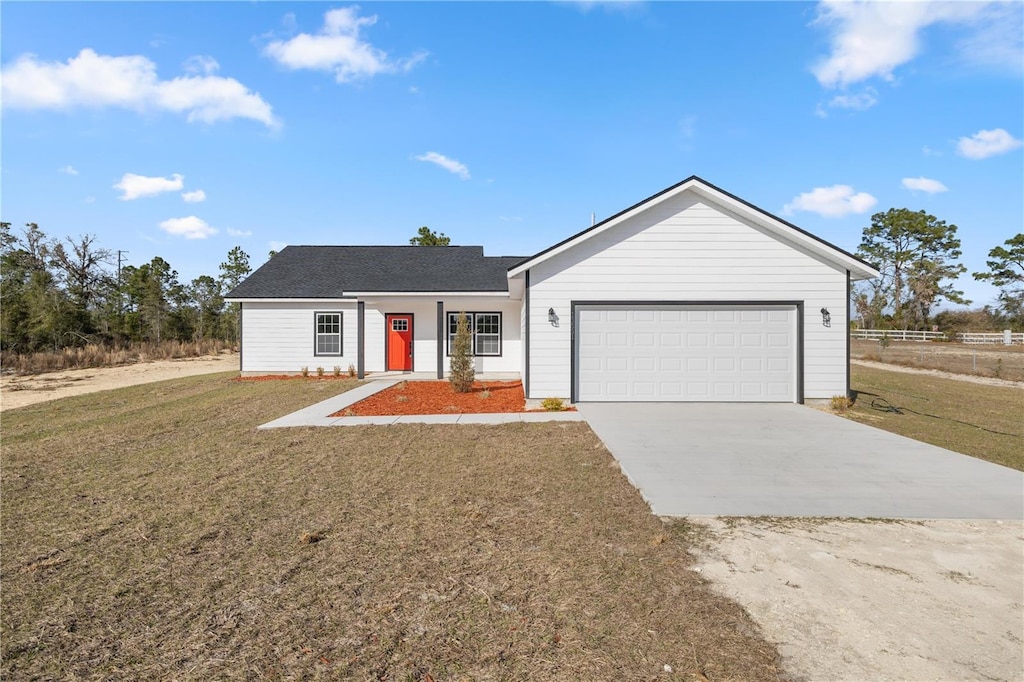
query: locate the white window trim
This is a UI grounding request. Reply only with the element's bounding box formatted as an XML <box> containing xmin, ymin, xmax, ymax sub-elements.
<box><xmin>446</xmin><ymin>312</ymin><xmax>502</xmax><ymax>357</ymax></box>
<box><xmin>314</xmin><ymin>311</ymin><xmax>343</xmax><ymax>356</ymax></box>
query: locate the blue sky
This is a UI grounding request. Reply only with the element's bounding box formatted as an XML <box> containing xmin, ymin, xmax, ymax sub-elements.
<box><xmin>2</xmin><ymin>1</ymin><xmax>1022</xmax><ymax>307</ymax></box>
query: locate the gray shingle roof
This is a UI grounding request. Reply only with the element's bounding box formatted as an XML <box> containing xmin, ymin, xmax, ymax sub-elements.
<box><xmin>226</xmin><ymin>246</ymin><xmax>526</xmax><ymax>298</ymax></box>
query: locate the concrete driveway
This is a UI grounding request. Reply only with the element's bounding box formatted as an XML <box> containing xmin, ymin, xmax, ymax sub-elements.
<box><xmin>578</xmin><ymin>403</ymin><xmax>1024</xmax><ymax>519</ymax></box>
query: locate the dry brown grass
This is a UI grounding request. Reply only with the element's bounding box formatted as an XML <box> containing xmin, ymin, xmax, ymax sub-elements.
<box><xmin>849</xmin><ymin>364</ymin><xmax>1024</xmax><ymax>471</ymax></box>
<box><xmin>851</xmin><ymin>339</ymin><xmax>1024</xmax><ymax>381</ymax></box>
<box><xmin>1</xmin><ymin>339</ymin><xmax>232</xmax><ymax>376</ymax></box>
<box><xmin>2</xmin><ymin>374</ymin><xmax>782</xmax><ymax>680</ymax></box>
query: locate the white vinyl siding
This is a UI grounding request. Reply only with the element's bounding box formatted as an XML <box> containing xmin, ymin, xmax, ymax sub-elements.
<box><xmin>526</xmin><ymin>196</ymin><xmax>848</xmax><ymax>400</ymax></box>
<box><xmin>362</xmin><ymin>297</ymin><xmax>522</xmax><ymax>374</ymax></box>
<box><xmin>241</xmin><ymin>301</ymin><xmax>357</xmax><ymax>373</ymax></box>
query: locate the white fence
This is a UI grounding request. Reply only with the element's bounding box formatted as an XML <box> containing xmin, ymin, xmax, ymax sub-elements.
<box><xmin>958</xmin><ymin>331</ymin><xmax>1024</xmax><ymax>345</ymax></box>
<box><xmin>852</xmin><ymin>329</ymin><xmax>1024</xmax><ymax>345</ymax></box>
<box><xmin>852</xmin><ymin>329</ymin><xmax>947</xmax><ymax>342</ymax></box>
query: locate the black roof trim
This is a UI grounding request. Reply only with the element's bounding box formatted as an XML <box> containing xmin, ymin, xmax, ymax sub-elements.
<box><xmin>511</xmin><ymin>175</ymin><xmax>877</xmax><ymax>273</ymax></box>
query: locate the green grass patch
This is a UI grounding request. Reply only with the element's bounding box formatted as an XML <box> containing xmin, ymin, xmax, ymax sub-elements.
<box><xmin>850</xmin><ymin>365</ymin><xmax>1024</xmax><ymax>471</ymax></box>
<box><xmin>2</xmin><ymin>373</ymin><xmax>781</xmax><ymax>680</ymax></box>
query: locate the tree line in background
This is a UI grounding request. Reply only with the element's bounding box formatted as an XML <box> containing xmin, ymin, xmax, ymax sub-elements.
<box><xmin>0</xmin><ymin>221</ymin><xmax>252</xmax><ymax>355</ymax></box>
<box><xmin>852</xmin><ymin>209</ymin><xmax>1023</xmax><ymax>332</ymax></box>
<box><xmin>2</xmin><ymin>214</ymin><xmax>1021</xmax><ymax>361</ymax></box>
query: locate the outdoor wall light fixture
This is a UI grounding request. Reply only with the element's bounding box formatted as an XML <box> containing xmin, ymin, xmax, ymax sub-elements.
<box><xmin>548</xmin><ymin>307</ymin><xmax>559</xmax><ymax>327</ymax></box>
<box><xmin>820</xmin><ymin>307</ymin><xmax>831</xmax><ymax>328</ymax></box>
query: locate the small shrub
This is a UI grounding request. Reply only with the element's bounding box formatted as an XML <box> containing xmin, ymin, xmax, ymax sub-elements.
<box><xmin>479</xmin><ymin>389</ymin><xmax>491</xmax><ymax>399</ymax></box>
<box><xmin>300</xmin><ymin>366</ymin><xmax>309</xmax><ymax>377</ymax></box>
<box><xmin>347</xmin><ymin>363</ymin><xmax>356</xmax><ymax>378</ymax></box>
<box><xmin>396</xmin><ymin>395</ymin><xmax>409</xmax><ymax>403</ymax></box>
<box><xmin>396</xmin><ymin>380</ymin><xmax>408</xmax><ymax>391</ymax></box>
<box><xmin>541</xmin><ymin>397</ymin><xmax>566</xmax><ymax>412</ymax></box>
<box><xmin>829</xmin><ymin>394</ymin><xmax>853</xmax><ymax>413</ymax></box>
<box><xmin>879</xmin><ymin>334</ymin><xmax>891</xmax><ymax>350</ymax></box>
<box><xmin>316</xmin><ymin>366</ymin><xmax>325</xmax><ymax>378</ymax></box>
<box><xmin>449</xmin><ymin>311</ymin><xmax>475</xmax><ymax>393</ymax></box>
<box><xmin>333</xmin><ymin>365</ymin><xmax>341</xmax><ymax>378</ymax></box>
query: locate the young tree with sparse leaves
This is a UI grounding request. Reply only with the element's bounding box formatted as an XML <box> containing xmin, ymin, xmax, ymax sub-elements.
<box><xmin>448</xmin><ymin>311</ymin><xmax>474</xmax><ymax>393</ymax></box>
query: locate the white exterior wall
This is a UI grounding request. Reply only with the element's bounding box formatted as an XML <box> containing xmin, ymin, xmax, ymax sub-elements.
<box><xmin>357</xmin><ymin>296</ymin><xmax>523</xmax><ymax>374</ymax></box>
<box><xmin>240</xmin><ymin>301</ymin><xmax>358</xmax><ymax>373</ymax></box>
<box><xmin>526</xmin><ymin>196</ymin><xmax>849</xmax><ymax>400</ymax></box>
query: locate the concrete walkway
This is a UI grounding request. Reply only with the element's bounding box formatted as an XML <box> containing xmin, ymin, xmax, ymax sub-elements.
<box><xmin>258</xmin><ymin>380</ymin><xmax>583</xmax><ymax>429</ymax></box>
<box><xmin>578</xmin><ymin>403</ymin><xmax>1024</xmax><ymax>519</ymax></box>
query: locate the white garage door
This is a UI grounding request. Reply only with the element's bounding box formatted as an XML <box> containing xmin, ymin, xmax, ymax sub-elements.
<box><xmin>576</xmin><ymin>304</ymin><xmax>797</xmax><ymax>402</ymax></box>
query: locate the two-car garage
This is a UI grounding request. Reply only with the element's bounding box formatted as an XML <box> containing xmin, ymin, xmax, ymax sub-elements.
<box><xmin>574</xmin><ymin>303</ymin><xmax>800</xmax><ymax>403</ymax></box>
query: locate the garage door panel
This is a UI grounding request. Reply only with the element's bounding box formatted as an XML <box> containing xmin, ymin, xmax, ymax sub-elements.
<box><xmin>576</xmin><ymin>305</ymin><xmax>796</xmax><ymax>402</ymax></box>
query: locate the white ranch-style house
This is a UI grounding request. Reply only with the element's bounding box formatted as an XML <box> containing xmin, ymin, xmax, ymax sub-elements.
<box><xmin>226</xmin><ymin>176</ymin><xmax>879</xmax><ymax>403</ymax></box>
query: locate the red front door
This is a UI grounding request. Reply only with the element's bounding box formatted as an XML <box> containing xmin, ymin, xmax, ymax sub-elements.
<box><xmin>386</xmin><ymin>314</ymin><xmax>413</xmax><ymax>371</ymax></box>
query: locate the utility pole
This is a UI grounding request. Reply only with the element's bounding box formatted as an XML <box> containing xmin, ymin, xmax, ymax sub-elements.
<box><xmin>117</xmin><ymin>250</ymin><xmax>128</xmax><ymax>284</ymax></box>
<box><xmin>117</xmin><ymin>250</ymin><xmax>128</xmax><ymax>319</ymax></box>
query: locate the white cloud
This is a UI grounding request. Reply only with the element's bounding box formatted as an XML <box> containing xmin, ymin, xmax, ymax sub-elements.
<box><xmin>183</xmin><ymin>55</ymin><xmax>219</xmax><ymax>75</ymax></box>
<box><xmin>811</xmin><ymin>1</ymin><xmax>1003</xmax><ymax>88</ymax></box>
<box><xmin>1</xmin><ymin>48</ymin><xmax>278</xmax><ymax>128</ymax></box>
<box><xmin>679</xmin><ymin>114</ymin><xmax>697</xmax><ymax>139</ymax></box>
<box><xmin>827</xmin><ymin>88</ymin><xmax>877</xmax><ymax>111</ymax></box>
<box><xmin>560</xmin><ymin>1</ymin><xmax>645</xmax><ymax>15</ymax></box>
<box><xmin>269</xmin><ymin>240</ymin><xmax>288</xmax><ymax>253</ymax></box>
<box><xmin>159</xmin><ymin>216</ymin><xmax>216</xmax><ymax>240</ymax></box>
<box><xmin>59</xmin><ymin>165</ymin><xmax>79</xmax><ymax>175</ymax></box>
<box><xmin>114</xmin><ymin>172</ymin><xmax>184</xmax><ymax>200</ymax></box>
<box><xmin>922</xmin><ymin>145</ymin><xmax>942</xmax><ymax>157</ymax></box>
<box><xmin>227</xmin><ymin>227</ymin><xmax>252</xmax><ymax>237</ymax></box>
<box><xmin>415</xmin><ymin>151</ymin><xmax>470</xmax><ymax>180</ymax></box>
<box><xmin>901</xmin><ymin>177</ymin><xmax>948</xmax><ymax>194</ymax></box>
<box><xmin>182</xmin><ymin>189</ymin><xmax>206</xmax><ymax>203</ymax></box>
<box><xmin>956</xmin><ymin>128</ymin><xmax>1023</xmax><ymax>159</ymax></box>
<box><xmin>264</xmin><ymin>7</ymin><xmax>428</xmax><ymax>83</ymax></box>
<box><xmin>783</xmin><ymin>184</ymin><xmax>877</xmax><ymax>218</ymax></box>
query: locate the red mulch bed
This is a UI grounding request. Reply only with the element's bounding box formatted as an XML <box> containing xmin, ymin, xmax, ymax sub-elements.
<box><xmin>333</xmin><ymin>380</ymin><xmax>529</xmax><ymax>416</ymax></box>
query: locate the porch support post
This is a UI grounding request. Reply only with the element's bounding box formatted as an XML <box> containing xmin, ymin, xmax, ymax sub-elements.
<box><xmin>357</xmin><ymin>301</ymin><xmax>365</xmax><ymax>380</ymax></box>
<box><xmin>436</xmin><ymin>301</ymin><xmax>444</xmax><ymax>379</ymax></box>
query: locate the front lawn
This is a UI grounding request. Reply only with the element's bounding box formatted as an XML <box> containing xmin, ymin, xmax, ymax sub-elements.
<box><xmin>850</xmin><ymin>364</ymin><xmax>1024</xmax><ymax>471</ymax></box>
<box><xmin>1</xmin><ymin>374</ymin><xmax>781</xmax><ymax>680</ymax></box>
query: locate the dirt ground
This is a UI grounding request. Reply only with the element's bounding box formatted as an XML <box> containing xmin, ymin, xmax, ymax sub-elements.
<box><xmin>0</xmin><ymin>353</ymin><xmax>237</xmax><ymax>412</ymax></box>
<box><xmin>691</xmin><ymin>517</ymin><xmax>1024</xmax><ymax>682</ymax></box>
<box><xmin>851</xmin><ymin>358</ymin><xmax>1024</xmax><ymax>390</ymax></box>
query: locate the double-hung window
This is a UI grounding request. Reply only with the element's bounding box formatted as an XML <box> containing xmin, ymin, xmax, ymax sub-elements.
<box><xmin>315</xmin><ymin>312</ymin><xmax>342</xmax><ymax>355</ymax></box>
<box><xmin>447</xmin><ymin>312</ymin><xmax>502</xmax><ymax>356</ymax></box>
